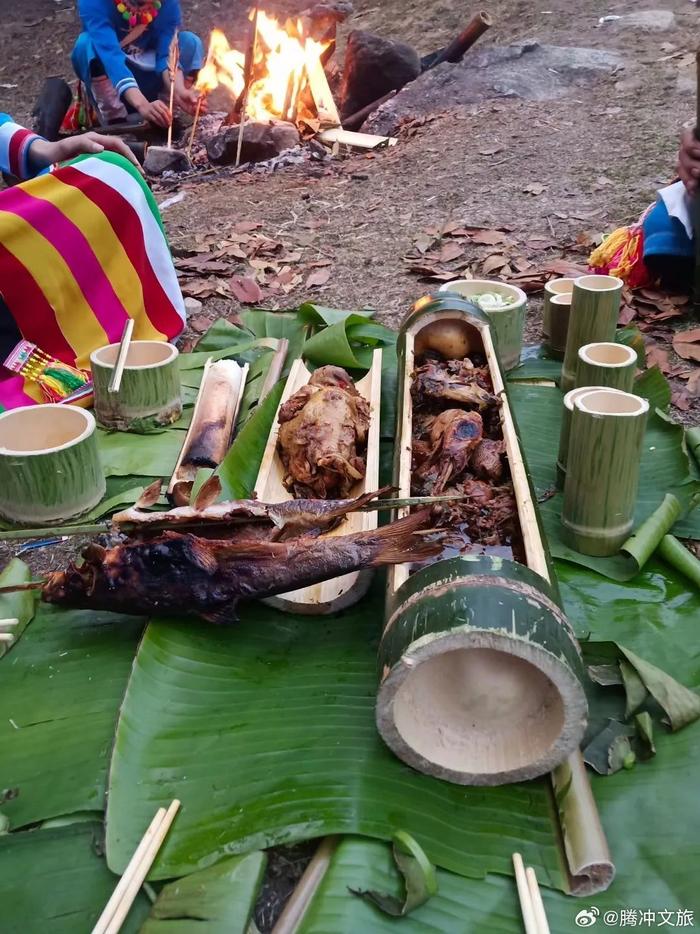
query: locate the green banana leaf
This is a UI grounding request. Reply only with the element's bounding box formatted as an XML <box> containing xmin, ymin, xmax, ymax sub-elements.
<box><xmin>217</xmin><ymin>381</ymin><xmax>285</xmax><ymax>499</ymax></box>
<box><xmin>0</xmin><ymin>598</ymin><xmax>145</xmax><ymax>829</ymax></box>
<box><xmin>104</xmin><ymin>586</ymin><xmax>563</xmax><ymax>885</ymax></box>
<box><xmin>141</xmin><ymin>852</ymin><xmax>267</xmax><ymax>934</ymax></box>
<box><xmin>658</xmin><ymin>534</ymin><xmax>700</xmax><ymax>589</ymax></box>
<box><xmin>508</xmin><ymin>344</ymin><xmax>563</xmax><ymax>382</ymax></box>
<box><xmin>0</xmin><ymin>822</ymin><xmax>149</xmax><ymax>934</ymax></box>
<box><xmin>0</xmin><ymin>559</ymin><xmax>36</xmax><ymax>656</ymax></box>
<box><xmin>239</xmin><ymin>309</ymin><xmax>309</xmax><ymax>364</ymax></box>
<box><xmin>509</xmin><ymin>384</ymin><xmax>700</xmax><ymax>577</ymax></box>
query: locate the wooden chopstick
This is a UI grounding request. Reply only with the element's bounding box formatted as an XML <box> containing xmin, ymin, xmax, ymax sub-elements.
<box><xmin>526</xmin><ymin>866</ymin><xmax>551</xmax><ymax>934</ymax></box>
<box><xmin>108</xmin><ymin>319</ymin><xmax>135</xmax><ymax>395</ymax></box>
<box><xmin>513</xmin><ymin>853</ymin><xmax>539</xmax><ymax>934</ymax></box>
<box><xmin>92</xmin><ymin>800</ymin><xmax>180</xmax><ymax>934</ymax></box>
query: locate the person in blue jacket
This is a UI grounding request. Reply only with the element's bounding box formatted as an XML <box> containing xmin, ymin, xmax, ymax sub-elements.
<box><xmin>72</xmin><ymin>0</ymin><xmax>205</xmax><ymax>128</ymax></box>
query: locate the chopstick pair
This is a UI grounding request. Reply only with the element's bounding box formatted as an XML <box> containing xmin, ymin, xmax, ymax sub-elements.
<box><xmin>91</xmin><ymin>799</ymin><xmax>180</xmax><ymax>934</ymax></box>
<box><xmin>513</xmin><ymin>853</ymin><xmax>551</xmax><ymax>934</ymax></box>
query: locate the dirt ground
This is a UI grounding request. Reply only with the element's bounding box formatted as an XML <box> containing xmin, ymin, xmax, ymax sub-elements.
<box><xmin>1</xmin><ymin>0</ymin><xmax>699</xmax><ymax>926</ymax></box>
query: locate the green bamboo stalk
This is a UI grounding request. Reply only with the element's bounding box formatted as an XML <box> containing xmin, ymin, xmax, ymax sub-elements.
<box><xmin>0</xmin><ymin>522</ymin><xmax>108</xmax><ymax>542</ymax></box>
<box><xmin>575</xmin><ymin>341</ymin><xmax>637</xmax><ymax>392</ymax></box>
<box><xmin>91</xmin><ymin>341</ymin><xmax>182</xmax><ymax>433</ymax></box>
<box><xmin>548</xmin><ymin>293</ymin><xmax>573</xmax><ymax>359</ymax></box>
<box><xmin>543</xmin><ymin>277</ymin><xmax>575</xmax><ymax>342</ymax></box>
<box><xmin>0</xmin><ymin>406</ymin><xmax>105</xmax><ymax>525</ymax></box>
<box><xmin>657</xmin><ymin>534</ymin><xmax>700</xmax><ymax>589</ymax></box>
<box><xmin>560</xmin><ymin>275</ymin><xmax>623</xmax><ymax>392</ymax></box>
<box><xmin>562</xmin><ymin>389</ymin><xmax>649</xmax><ymax>556</ymax></box>
<box><xmin>686</xmin><ymin>426</ymin><xmax>700</xmax><ymax>468</ymax></box>
<box><xmin>556</xmin><ymin>386</ymin><xmax>626</xmax><ymax>489</ymax></box>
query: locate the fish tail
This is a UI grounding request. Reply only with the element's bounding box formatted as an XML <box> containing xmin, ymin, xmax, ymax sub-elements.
<box><xmin>365</xmin><ymin>510</ymin><xmax>442</xmax><ymax>566</ymax></box>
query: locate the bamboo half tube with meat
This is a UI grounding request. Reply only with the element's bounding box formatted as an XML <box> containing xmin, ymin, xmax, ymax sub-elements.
<box><xmin>562</xmin><ymin>389</ymin><xmax>649</xmax><ymax>556</ymax></box>
<box><xmin>560</xmin><ymin>275</ymin><xmax>623</xmax><ymax>392</ymax></box>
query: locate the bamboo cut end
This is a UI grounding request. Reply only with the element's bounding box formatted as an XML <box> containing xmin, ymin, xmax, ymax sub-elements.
<box><xmin>578</xmin><ymin>342</ymin><xmax>637</xmax><ymax>368</ymax></box>
<box><xmin>91</xmin><ymin>341</ymin><xmax>178</xmax><ymax>371</ymax></box>
<box><xmin>575</xmin><ymin>389</ymin><xmax>648</xmax><ymax>417</ymax></box>
<box><xmin>574</xmin><ymin>274</ymin><xmax>624</xmax><ymax>292</ymax></box>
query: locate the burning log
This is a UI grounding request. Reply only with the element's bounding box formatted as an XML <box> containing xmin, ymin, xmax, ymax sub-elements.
<box><xmin>426</xmin><ymin>11</ymin><xmax>493</xmax><ymax>69</ymax></box>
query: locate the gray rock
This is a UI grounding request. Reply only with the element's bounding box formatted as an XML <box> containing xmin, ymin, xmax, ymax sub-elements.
<box><xmin>184</xmin><ymin>297</ymin><xmax>203</xmax><ymax>315</ymax></box>
<box><xmin>207</xmin><ymin>120</ymin><xmax>301</xmax><ymax>165</ymax></box>
<box><xmin>341</xmin><ymin>30</ymin><xmax>421</xmax><ymax>119</ymax></box>
<box><xmin>365</xmin><ymin>41</ymin><xmax>625</xmax><ymax>136</ymax></box>
<box><xmin>144</xmin><ymin>145</ymin><xmax>191</xmax><ymax>176</ymax></box>
<box><xmin>617</xmin><ymin>9</ymin><xmax>676</xmax><ymax>30</ymax></box>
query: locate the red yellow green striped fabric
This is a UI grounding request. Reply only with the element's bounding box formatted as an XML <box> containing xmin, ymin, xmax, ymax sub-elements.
<box><xmin>0</xmin><ymin>151</ymin><xmax>185</xmax><ymax>409</ymax></box>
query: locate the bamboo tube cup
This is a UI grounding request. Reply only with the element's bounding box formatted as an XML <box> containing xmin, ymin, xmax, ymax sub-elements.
<box><xmin>0</xmin><ymin>405</ymin><xmax>105</xmax><ymax>525</ymax></box>
<box><xmin>543</xmin><ymin>277</ymin><xmax>575</xmax><ymax>341</ymax></box>
<box><xmin>548</xmin><ymin>293</ymin><xmax>573</xmax><ymax>359</ymax></box>
<box><xmin>556</xmin><ymin>386</ymin><xmax>626</xmax><ymax>489</ymax></box>
<box><xmin>91</xmin><ymin>341</ymin><xmax>182</xmax><ymax>433</ymax></box>
<box><xmin>576</xmin><ymin>342</ymin><xmax>637</xmax><ymax>392</ymax></box>
<box><xmin>560</xmin><ymin>275</ymin><xmax>623</xmax><ymax>392</ymax></box>
<box><xmin>562</xmin><ymin>389</ymin><xmax>649</xmax><ymax>556</ymax></box>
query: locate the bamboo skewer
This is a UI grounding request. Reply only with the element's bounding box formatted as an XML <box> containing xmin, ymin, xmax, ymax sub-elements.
<box><xmin>512</xmin><ymin>854</ymin><xmax>539</xmax><ymax>934</ymax></box>
<box><xmin>92</xmin><ymin>800</ymin><xmax>180</xmax><ymax>934</ymax></box>
<box><xmin>108</xmin><ymin>319</ymin><xmax>135</xmax><ymax>395</ymax></box>
<box><xmin>272</xmin><ymin>836</ymin><xmax>339</xmax><ymax>934</ymax></box>
<box><xmin>166</xmin><ymin>31</ymin><xmax>179</xmax><ymax>149</ymax></box>
<box><xmin>0</xmin><ymin>633</ymin><xmax>15</xmax><ymax>643</ymax></box>
<box><xmin>186</xmin><ymin>95</ymin><xmax>204</xmax><ymax>160</ymax></box>
<box><xmin>236</xmin><ymin>6</ymin><xmax>259</xmax><ymax>168</ymax></box>
<box><xmin>526</xmin><ymin>867</ymin><xmax>551</xmax><ymax>934</ymax></box>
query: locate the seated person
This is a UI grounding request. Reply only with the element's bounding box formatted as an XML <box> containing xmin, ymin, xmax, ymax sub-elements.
<box><xmin>72</xmin><ymin>0</ymin><xmax>204</xmax><ymax>128</ymax></box>
<box><xmin>0</xmin><ymin>114</ymin><xmax>185</xmax><ymax>408</ymax></box>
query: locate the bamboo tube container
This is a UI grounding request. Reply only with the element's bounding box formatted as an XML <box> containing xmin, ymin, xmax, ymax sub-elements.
<box><xmin>378</xmin><ymin>295</ymin><xmax>588</xmax><ymax>786</ymax></box>
<box><xmin>0</xmin><ymin>405</ymin><xmax>105</xmax><ymax>524</ymax></box>
<box><xmin>562</xmin><ymin>389</ymin><xmax>649</xmax><ymax>556</ymax></box>
<box><xmin>439</xmin><ymin>279</ymin><xmax>527</xmax><ymax>371</ymax></box>
<box><xmin>548</xmin><ymin>293</ymin><xmax>573</xmax><ymax>359</ymax></box>
<box><xmin>543</xmin><ymin>277</ymin><xmax>575</xmax><ymax>341</ymax></box>
<box><xmin>91</xmin><ymin>341</ymin><xmax>182</xmax><ymax>432</ymax></box>
<box><xmin>556</xmin><ymin>386</ymin><xmax>626</xmax><ymax>489</ymax></box>
<box><xmin>560</xmin><ymin>275</ymin><xmax>623</xmax><ymax>392</ymax></box>
<box><xmin>576</xmin><ymin>342</ymin><xmax>637</xmax><ymax>392</ymax></box>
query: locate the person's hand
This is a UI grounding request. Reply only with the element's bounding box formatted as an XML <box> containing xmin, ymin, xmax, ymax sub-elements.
<box><xmin>29</xmin><ymin>133</ymin><xmax>142</xmax><ymax>172</ymax></box>
<box><xmin>174</xmin><ymin>86</ymin><xmax>206</xmax><ymax>116</ymax></box>
<box><xmin>139</xmin><ymin>98</ymin><xmax>172</xmax><ymax>128</ymax></box>
<box><xmin>678</xmin><ymin>127</ymin><xmax>700</xmax><ymax>196</ymax></box>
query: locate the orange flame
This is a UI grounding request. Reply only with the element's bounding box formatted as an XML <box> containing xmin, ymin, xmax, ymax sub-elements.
<box><xmin>196</xmin><ymin>13</ymin><xmax>329</xmax><ymax>122</ymax></box>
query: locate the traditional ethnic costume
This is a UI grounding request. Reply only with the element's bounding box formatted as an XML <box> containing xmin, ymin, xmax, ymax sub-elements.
<box><xmin>0</xmin><ymin>115</ymin><xmax>185</xmax><ymax>410</ymax></box>
<box><xmin>71</xmin><ymin>0</ymin><xmax>204</xmax><ymax>124</ymax></box>
<box><xmin>589</xmin><ymin>181</ymin><xmax>694</xmax><ymax>291</ymax></box>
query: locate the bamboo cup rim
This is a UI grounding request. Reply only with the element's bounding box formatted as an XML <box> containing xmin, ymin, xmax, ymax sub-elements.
<box><xmin>578</xmin><ymin>342</ymin><xmax>637</xmax><ymax>368</ymax></box>
<box><xmin>438</xmin><ymin>278</ymin><xmax>528</xmax><ymax>310</ymax></box>
<box><xmin>0</xmin><ymin>404</ymin><xmax>96</xmax><ymax>456</ymax></box>
<box><xmin>575</xmin><ymin>389</ymin><xmax>649</xmax><ymax>417</ymax></box>
<box><xmin>550</xmin><ymin>294</ymin><xmax>572</xmax><ymax>307</ymax></box>
<box><xmin>91</xmin><ymin>340</ymin><xmax>178</xmax><ymax>371</ymax></box>
<box><xmin>563</xmin><ymin>385</ymin><xmax>626</xmax><ymax>412</ymax></box>
<box><xmin>574</xmin><ymin>274</ymin><xmax>624</xmax><ymax>292</ymax></box>
<box><xmin>545</xmin><ymin>277</ymin><xmax>576</xmax><ymax>296</ymax></box>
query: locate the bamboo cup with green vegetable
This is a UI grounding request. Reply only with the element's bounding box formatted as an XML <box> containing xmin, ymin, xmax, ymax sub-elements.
<box><xmin>0</xmin><ymin>405</ymin><xmax>105</xmax><ymax>524</ymax></box>
<box><xmin>548</xmin><ymin>293</ymin><xmax>573</xmax><ymax>359</ymax></box>
<box><xmin>561</xmin><ymin>275</ymin><xmax>623</xmax><ymax>392</ymax></box>
<box><xmin>575</xmin><ymin>342</ymin><xmax>637</xmax><ymax>392</ymax></box>
<box><xmin>562</xmin><ymin>389</ymin><xmax>649</xmax><ymax>556</ymax></box>
<box><xmin>556</xmin><ymin>385</ymin><xmax>626</xmax><ymax>489</ymax></box>
<box><xmin>543</xmin><ymin>277</ymin><xmax>575</xmax><ymax>342</ymax></box>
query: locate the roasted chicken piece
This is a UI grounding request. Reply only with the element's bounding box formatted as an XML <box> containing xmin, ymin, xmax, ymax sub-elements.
<box><xmin>471</xmin><ymin>439</ymin><xmax>505</xmax><ymax>483</ymax></box>
<box><xmin>414</xmin><ymin>409</ymin><xmax>483</xmax><ymax>495</ymax></box>
<box><xmin>277</xmin><ymin>366</ymin><xmax>370</xmax><ymax>499</ymax></box>
<box><xmin>412</xmin><ymin>359</ymin><xmax>495</xmax><ymax>409</ymax></box>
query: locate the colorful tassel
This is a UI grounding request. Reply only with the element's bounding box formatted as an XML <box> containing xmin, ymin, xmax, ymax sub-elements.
<box><xmin>589</xmin><ymin>224</ymin><xmax>652</xmax><ymax>289</ymax></box>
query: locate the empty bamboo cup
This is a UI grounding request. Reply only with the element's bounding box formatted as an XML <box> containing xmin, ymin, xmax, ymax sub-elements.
<box><xmin>0</xmin><ymin>405</ymin><xmax>105</xmax><ymax>524</ymax></box>
<box><xmin>543</xmin><ymin>277</ymin><xmax>575</xmax><ymax>341</ymax></box>
<box><xmin>556</xmin><ymin>385</ymin><xmax>626</xmax><ymax>489</ymax></box>
<box><xmin>560</xmin><ymin>275</ymin><xmax>623</xmax><ymax>393</ymax></box>
<box><xmin>562</xmin><ymin>389</ymin><xmax>649</xmax><ymax>556</ymax></box>
<box><xmin>576</xmin><ymin>342</ymin><xmax>637</xmax><ymax>392</ymax></box>
<box><xmin>91</xmin><ymin>341</ymin><xmax>182</xmax><ymax>432</ymax></box>
<box><xmin>548</xmin><ymin>293</ymin><xmax>573</xmax><ymax>359</ymax></box>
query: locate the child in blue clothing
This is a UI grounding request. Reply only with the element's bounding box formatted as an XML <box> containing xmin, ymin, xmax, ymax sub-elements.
<box><xmin>72</xmin><ymin>0</ymin><xmax>205</xmax><ymax>128</ymax></box>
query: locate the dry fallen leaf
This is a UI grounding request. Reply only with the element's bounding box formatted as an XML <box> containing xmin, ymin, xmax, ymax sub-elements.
<box><xmin>687</xmin><ymin>370</ymin><xmax>700</xmax><ymax>397</ymax></box>
<box><xmin>479</xmin><ymin>145</ymin><xmax>504</xmax><ymax>156</ymax></box>
<box><xmin>672</xmin><ymin>328</ymin><xmax>700</xmax><ymax>363</ymax></box>
<box><xmin>645</xmin><ymin>343</ymin><xmax>671</xmax><ymax>374</ymax></box>
<box><xmin>523</xmin><ymin>182</ymin><xmax>546</xmax><ymax>196</ymax></box>
<box><xmin>439</xmin><ymin>241</ymin><xmax>466</xmax><ymax>264</ymax></box>
<box><xmin>189</xmin><ymin>315</ymin><xmax>212</xmax><ymax>334</ymax></box>
<box><xmin>482</xmin><ymin>254</ymin><xmax>508</xmax><ymax>275</ymax></box>
<box><xmin>672</xmin><ymin>390</ymin><xmax>690</xmax><ymax>412</ymax></box>
<box><xmin>306</xmin><ymin>267</ymin><xmax>332</xmax><ymax>288</ymax></box>
<box><xmin>229</xmin><ymin>276</ymin><xmax>262</xmax><ymax>304</ymax></box>
<box><xmin>469</xmin><ymin>229</ymin><xmax>509</xmax><ymax>246</ymax></box>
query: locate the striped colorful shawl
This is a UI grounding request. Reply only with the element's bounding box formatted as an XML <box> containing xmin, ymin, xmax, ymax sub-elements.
<box><xmin>0</xmin><ymin>151</ymin><xmax>185</xmax><ymax>409</ymax></box>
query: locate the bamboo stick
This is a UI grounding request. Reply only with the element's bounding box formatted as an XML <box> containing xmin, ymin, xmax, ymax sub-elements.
<box><xmin>186</xmin><ymin>95</ymin><xmax>203</xmax><ymax>160</ymax></box>
<box><xmin>526</xmin><ymin>867</ymin><xmax>551</xmax><ymax>934</ymax></box>
<box><xmin>430</xmin><ymin>11</ymin><xmax>493</xmax><ymax>67</ymax></box>
<box><xmin>101</xmin><ymin>800</ymin><xmax>181</xmax><ymax>934</ymax></box>
<box><xmin>542</xmin><ymin>277</ymin><xmax>575</xmax><ymax>341</ymax></box>
<box><xmin>91</xmin><ymin>807</ymin><xmax>167</xmax><ymax>934</ymax></box>
<box><xmin>272</xmin><ymin>836</ymin><xmax>339</xmax><ymax>934</ymax></box>
<box><xmin>547</xmin><ymin>293</ymin><xmax>572</xmax><ymax>359</ymax></box>
<box><xmin>556</xmin><ymin>386</ymin><xmax>625</xmax><ymax>489</ymax></box>
<box><xmin>236</xmin><ymin>6</ymin><xmax>259</xmax><ymax>168</ymax></box>
<box><xmin>560</xmin><ymin>275</ymin><xmax>623</xmax><ymax>392</ymax></box>
<box><xmin>512</xmin><ymin>854</ymin><xmax>538</xmax><ymax>934</ymax></box>
<box><xmin>108</xmin><ymin>319</ymin><xmax>135</xmax><ymax>395</ymax></box>
<box><xmin>0</xmin><ymin>633</ymin><xmax>14</xmax><ymax>643</ymax></box>
<box><xmin>258</xmin><ymin>339</ymin><xmax>289</xmax><ymax>402</ymax></box>
<box><xmin>562</xmin><ymin>389</ymin><xmax>649</xmax><ymax>556</ymax></box>
<box><xmin>575</xmin><ymin>342</ymin><xmax>637</xmax><ymax>392</ymax></box>
<box><xmin>166</xmin><ymin>32</ymin><xmax>178</xmax><ymax>148</ymax></box>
